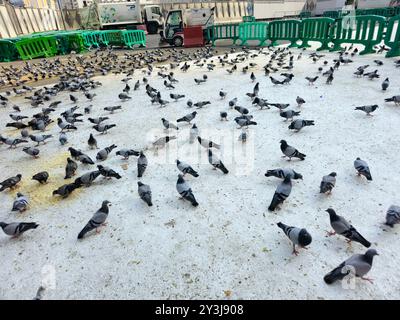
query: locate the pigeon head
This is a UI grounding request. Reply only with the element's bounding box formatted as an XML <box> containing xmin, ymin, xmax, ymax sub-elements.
<box><xmin>280</xmin><ymin>140</ymin><xmax>287</xmax><ymax>146</ymax></box>
<box><xmin>294</xmin><ymin>172</ymin><xmax>303</xmax><ymax>180</ymax></box>
<box><xmin>325</xmin><ymin>208</ymin><xmax>337</xmax><ymax>219</ymax></box>
<box><xmin>137</xmin><ymin>182</ymin><xmax>144</xmax><ymax>187</ymax></box>
<box><xmin>97</xmin><ymin>165</ymin><xmax>104</xmax><ymax>170</ymax></box>
<box><xmin>176</xmin><ymin>160</ymin><xmax>180</xmax><ymax>165</ymax></box>
<box><xmin>365</xmin><ymin>249</ymin><xmax>379</xmax><ymax>257</ymax></box>
<box><xmin>0</xmin><ymin>222</ymin><xmax>7</xmax><ymax>228</ymax></box>
<box><xmin>298</xmin><ymin>229</ymin><xmax>312</xmax><ymax>247</ymax></box>
<box><xmin>102</xmin><ymin>200</ymin><xmax>111</xmax><ymax>208</ymax></box>
<box><xmin>329</xmin><ymin>172</ymin><xmax>337</xmax><ymax>177</ymax></box>
<box><xmin>17</xmin><ymin>192</ymin><xmax>23</xmax><ymax>197</ymax></box>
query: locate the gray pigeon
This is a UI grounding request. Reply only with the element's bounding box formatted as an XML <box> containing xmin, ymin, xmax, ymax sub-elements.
<box><xmin>385</xmin><ymin>205</ymin><xmax>400</xmax><ymax>227</ymax></box>
<box><xmin>116</xmin><ymin>149</ymin><xmax>140</xmax><ymax>160</ymax></box>
<box><xmin>296</xmin><ymin>96</ymin><xmax>305</xmax><ymax>107</ymax></box>
<box><xmin>189</xmin><ymin>124</ymin><xmax>199</xmax><ymax>143</ymax></box>
<box><xmin>137</xmin><ymin>151</ymin><xmax>148</xmax><ymax>178</ymax></box>
<box><xmin>137</xmin><ymin>182</ymin><xmax>152</xmax><ymax>206</ymax></box>
<box><xmin>277</xmin><ymin>222</ymin><xmax>312</xmax><ymax>255</ymax></box>
<box><xmin>320</xmin><ymin>172</ymin><xmax>336</xmax><ymax>194</ymax></box>
<box><xmin>354</xmin><ymin>105</ymin><xmax>379</xmax><ymax>116</ymax></box>
<box><xmin>65</xmin><ymin>158</ymin><xmax>78</xmax><ymax>179</ymax></box>
<box><xmin>176</xmin><ymin>174</ymin><xmax>198</xmax><ymax>207</ymax></box>
<box><xmin>162</xmin><ymin>118</ymin><xmax>179</xmax><ymax>130</ymax></box>
<box><xmin>32</xmin><ymin>171</ymin><xmax>49</xmax><ymax>184</ymax></box>
<box><xmin>53</xmin><ymin>183</ymin><xmax>79</xmax><ymax>198</ymax></box>
<box><xmin>208</xmin><ymin>149</ymin><xmax>229</xmax><ymax>174</ymax></box>
<box><xmin>280</xmin><ymin>110</ymin><xmax>300</xmax><ymax>121</ymax></box>
<box><xmin>12</xmin><ymin>193</ymin><xmax>29</xmax><ymax>212</ymax></box>
<box><xmin>384</xmin><ymin>95</ymin><xmax>400</xmax><ymax>105</ymax></box>
<box><xmin>177</xmin><ymin>111</ymin><xmax>197</xmax><ymax>124</ymax></box>
<box><xmin>59</xmin><ymin>132</ymin><xmax>68</xmax><ymax>145</ymax></box>
<box><xmin>97</xmin><ymin>165</ymin><xmax>121</xmax><ymax>180</ymax></box>
<box><xmin>354</xmin><ymin>157</ymin><xmax>372</xmax><ymax>181</ymax></box>
<box><xmin>265</xmin><ymin>168</ymin><xmax>303</xmax><ymax>180</ymax></box>
<box><xmin>96</xmin><ymin>144</ymin><xmax>117</xmax><ymax>161</ymax></box>
<box><xmin>198</xmin><ymin>137</ymin><xmax>220</xmax><ymax>149</ymax></box>
<box><xmin>23</xmin><ymin>147</ymin><xmax>40</xmax><ymax>158</ymax></box>
<box><xmin>326</xmin><ymin>208</ymin><xmax>371</xmax><ymax>247</ymax></box>
<box><xmin>78</xmin><ymin>200</ymin><xmax>111</xmax><ymax>239</ymax></box>
<box><xmin>74</xmin><ymin>171</ymin><xmax>101</xmax><ymax>187</ymax></box>
<box><xmin>176</xmin><ymin>160</ymin><xmax>199</xmax><ymax>177</ymax></box>
<box><xmin>0</xmin><ymin>174</ymin><xmax>22</xmax><ymax>192</ymax></box>
<box><xmin>0</xmin><ymin>222</ymin><xmax>38</xmax><ymax>237</ymax></box>
<box><xmin>280</xmin><ymin>140</ymin><xmax>306</xmax><ymax>161</ymax></box>
<box><xmin>324</xmin><ymin>249</ymin><xmax>378</xmax><ymax>284</ymax></box>
<box><xmin>268</xmin><ymin>176</ymin><xmax>292</xmax><ymax>211</ymax></box>
<box><xmin>288</xmin><ymin>119</ymin><xmax>315</xmax><ymax>131</ymax></box>
<box><xmin>381</xmin><ymin>78</ymin><xmax>389</xmax><ymax>91</ymax></box>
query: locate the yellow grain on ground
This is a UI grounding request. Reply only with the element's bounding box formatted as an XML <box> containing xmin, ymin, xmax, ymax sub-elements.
<box><xmin>8</xmin><ymin>151</ymin><xmax>82</xmax><ymax>209</ymax></box>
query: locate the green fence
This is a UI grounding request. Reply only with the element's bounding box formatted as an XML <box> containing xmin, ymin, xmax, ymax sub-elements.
<box><xmin>15</xmin><ymin>36</ymin><xmax>58</xmax><ymax>60</ymax></box>
<box><xmin>238</xmin><ymin>22</ymin><xmax>268</xmax><ymax>46</ymax></box>
<box><xmin>299</xmin><ymin>17</ymin><xmax>335</xmax><ymax>51</ymax></box>
<box><xmin>330</xmin><ymin>15</ymin><xmax>386</xmax><ymax>55</ymax></box>
<box><xmin>300</xmin><ymin>11</ymin><xmax>311</xmax><ymax>19</ymax></box>
<box><xmin>205</xmin><ymin>24</ymin><xmax>240</xmax><ymax>46</ymax></box>
<box><xmin>385</xmin><ymin>15</ymin><xmax>400</xmax><ymax>58</ymax></box>
<box><xmin>81</xmin><ymin>31</ymin><xmax>101</xmax><ymax>48</ymax></box>
<box><xmin>323</xmin><ymin>10</ymin><xmax>350</xmax><ymax>19</ymax></box>
<box><xmin>0</xmin><ymin>40</ymin><xmax>20</xmax><ymax>62</ymax></box>
<box><xmin>99</xmin><ymin>30</ymin><xmax>123</xmax><ymax>47</ymax></box>
<box><xmin>268</xmin><ymin>19</ymin><xmax>302</xmax><ymax>47</ymax></box>
<box><xmin>356</xmin><ymin>7</ymin><xmax>396</xmax><ymax>18</ymax></box>
<box><xmin>121</xmin><ymin>30</ymin><xmax>146</xmax><ymax>48</ymax></box>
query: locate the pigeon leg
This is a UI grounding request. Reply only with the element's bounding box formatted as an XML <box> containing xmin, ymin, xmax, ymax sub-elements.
<box><xmin>292</xmin><ymin>245</ymin><xmax>299</xmax><ymax>256</ymax></box>
<box><xmin>361</xmin><ymin>277</ymin><xmax>374</xmax><ymax>284</ymax></box>
<box><xmin>325</xmin><ymin>230</ymin><xmax>336</xmax><ymax>236</ymax></box>
<box><xmin>102</xmin><ymin>222</ymin><xmax>108</xmax><ymax>226</ymax></box>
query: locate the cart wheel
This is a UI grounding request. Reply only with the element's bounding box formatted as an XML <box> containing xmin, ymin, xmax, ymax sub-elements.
<box><xmin>173</xmin><ymin>36</ymin><xmax>183</xmax><ymax>47</ymax></box>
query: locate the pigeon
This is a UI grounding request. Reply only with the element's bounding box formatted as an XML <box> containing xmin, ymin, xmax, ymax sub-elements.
<box><xmin>137</xmin><ymin>182</ymin><xmax>152</xmax><ymax>206</ymax></box>
<box><xmin>268</xmin><ymin>176</ymin><xmax>292</xmax><ymax>211</ymax></box>
<box><xmin>238</xmin><ymin>130</ymin><xmax>247</xmax><ymax>143</ymax></box>
<box><xmin>364</xmin><ymin>70</ymin><xmax>380</xmax><ymax>80</ymax></box>
<box><xmin>194</xmin><ymin>101</ymin><xmax>211</xmax><ymax>109</ymax></box>
<box><xmin>220</xmin><ymin>111</ymin><xmax>228</xmax><ymax>121</ymax></box>
<box><xmin>84</xmin><ymin>105</ymin><xmax>93</xmax><ymax>114</ymax></box>
<box><xmin>198</xmin><ymin>137</ymin><xmax>220</xmax><ymax>149</ymax></box>
<box><xmin>177</xmin><ymin>111</ymin><xmax>197</xmax><ymax>124</ymax></box>
<box><xmin>21</xmin><ymin>129</ymin><xmax>29</xmax><ymax>138</ymax></box>
<box><xmin>9</xmin><ymin>114</ymin><xmax>28</xmax><ymax>122</ymax></box>
<box><xmin>74</xmin><ymin>171</ymin><xmax>101</xmax><ymax>187</ymax></box>
<box><xmin>65</xmin><ymin>158</ymin><xmax>78</xmax><ymax>179</ymax></box>
<box><xmin>170</xmin><ymin>93</ymin><xmax>185</xmax><ymax>101</ymax></box>
<box><xmin>288</xmin><ymin>119</ymin><xmax>315</xmax><ymax>131</ymax></box>
<box><xmin>280</xmin><ymin>140</ymin><xmax>305</xmax><ymax>161</ymax></box>
<box><xmin>116</xmin><ymin>149</ymin><xmax>139</xmax><ymax>160</ymax></box>
<box><xmin>277</xmin><ymin>222</ymin><xmax>312</xmax><ymax>255</ymax></box>
<box><xmin>88</xmin><ymin>117</ymin><xmax>109</xmax><ymax>125</ymax></box>
<box><xmin>137</xmin><ymin>151</ymin><xmax>148</xmax><ymax>178</ymax></box>
<box><xmin>88</xmin><ymin>133</ymin><xmax>98</xmax><ymax>149</ymax></box>
<box><xmin>57</xmin><ymin>118</ymin><xmax>77</xmax><ymax>132</ymax></box>
<box><xmin>118</xmin><ymin>93</ymin><xmax>131</xmax><ymax>101</ymax></box>
<box><xmin>0</xmin><ymin>137</ymin><xmax>28</xmax><ymax>148</ymax></box>
<box><xmin>229</xmin><ymin>97</ymin><xmax>238</xmax><ymax>108</ymax></box>
<box><xmin>12</xmin><ymin>193</ymin><xmax>29</xmax><ymax>212</ymax></box>
<box><xmin>59</xmin><ymin>132</ymin><xmax>68</xmax><ymax>145</ymax></box>
<box><xmin>78</xmin><ymin>200</ymin><xmax>111</xmax><ymax>239</ymax></box>
<box><xmin>152</xmin><ymin>136</ymin><xmax>176</xmax><ymax>149</ymax></box>
<box><xmin>176</xmin><ymin>160</ymin><xmax>199</xmax><ymax>177</ymax></box>
<box><xmin>270</xmin><ymin>103</ymin><xmax>290</xmax><ymax>111</ymax></box>
<box><xmin>32</xmin><ymin>171</ymin><xmax>49</xmax><ymax>184</ymax></box>
<box><xmin>252</xmin><ymin>97</ymin><xmax>270</xmax><ymax>109</ymax></box>
<box><xmin>104</xmin><ymin>106</ymin><xmax>122</xmax><ymax>114</ymax></box>
<box><xmin>0</xmin><ymin>174</ymin><xmax>22</xmax><ymax>192</ymax></box>
<box><xmin>354</xmin><ymin>158</ymin><xmax>372</xmax><ymax>181</ymax></box>
<box><xmin>326</xmin><ymin>73</ymin><xmax>334</xmax><ymax>84</ymax></box>
<box><xmin>176</xmin><ymin>174</ymin><xmax>198</xmax><ymax>207</ymax></box>
<box><xmin>305</xmin><ymin>76</ymin><xmax>318</xmax><ymax>85</ymax></box>
<box><xmin>325</xmin><ymin>208</ymin><xmax>371</xmax><ymax>248</ymax></box>
<box><xmin>23</xmin><ymin>147</ymin><xmax>40</xmax><ymax>158</ymax></box>
<box><xmin>162</xmin><ymin>118</ymin><xmax>179</xmax><ymax>130</ymax></box>
<box><xmin>381</xmin><ymin>78</ymin><xmax>389</xmax><ymax>91</ymax></box>
<box><xmin>77</xmin><ymin>153</ymin><xmax>95</xmax><ymax>165</ymax></box>
<box><xmin>280</xmin><ymin>110</ymin><xmax>300</xmax><ymax>121</ymax></box>
<box><xmin>246</xmin><ymin>82</ymin><xmax>259</xmax><ymax>98</ymax></box>
<box><xmin>69</xmin><ymin>94</ymin><xmax>78</xmax><ymax>103</ymax></box>
<box><xmin>270</xmin><ymin>76</ymin><xmax>284</xmax><ymax>85</ymax></box>
<box><xmin>296</xmin><ymin>96</ymin><xmax>305</xmax><ymax>107</ymax></box>
<box><xmin>235</xmin><ymin>117</ymin><xmax>257</xmax><ymax>128</ymax></box>
<box><xmin>250</xmin><ymin>72</ymin><xmax>256</xmax><ymax>82</ymax></box>
<box><xmin>219</xmin><ymin>90</ymin><xmax>227</xmax><ymax>99</ymax></box>
<box><xmin>189</xmin><ymin>124</ymin><xmax>199</xmax><ymax>144</ymax></box>
<box><xmin>234</xmin><ymin>106</ymin><xmax>249</xmax><ymax>115</ymax></box>
<box><xmin>52</xmin><ymin>183</ymin><xmax>79</xmax><ymax>198</ymax></box>
<box><xmin>29</xmin><ymin>134</ymin><xmax>52</xmax><ymax>146</ymax></box>
<box><xmin>265</xmin><ymin>168</ymin><xmax>303</xmax><ymax>180</ymax></box>
<box><xmin>385</xmin><ymin>205</ymin><xmax>400</xmax><ymax>228</ymax></box>
<box><xmin>324</xmin><ymin>249</ymin><xmax>378</xmax><ymax>284</ymax></box>
<box><xmin>384</xmin><ymin>95</ymin><xmax>400</xmax><ymax>105</ymax></box>
<box><xmin>96</xmin><ymin>144</ymin><xmax>117</xmax><ymax>161</ymax></box>
<box><xmin>354</xmin><ymin>105</ymin><xmax>379</xmax><ymax>116</ymax></box>
<box><xmin>0</xmin><ymin>222</ymin><xmax>38</xmax><ymax>237</ymax></box>
<box><xmin>97</xmin><ymin>165</ymin><xmax>121</xmax><ymax>180</ymax></box>
<box><xmin>320</xmin><ymin>172</ymin><xmax>337</xmax><ymax>194</ymax></box>
<box><xmin>93</xmin><ymin>123</ymin><xmax>116</xmax><ymax>134</ymax></box>
<box><xmin>164</xmin><ymin>80</ymin><xmax>175</xmax><ymax>89</ymax></box>
<box><xmin>194</xmin><ymin>74</ymin><xmax>208</xmax><ymax>85</ymax></box>
<box><xmin>207</xmin><ymin>149</ymin><xmax>228</xmax><ymax>174</ymax></box>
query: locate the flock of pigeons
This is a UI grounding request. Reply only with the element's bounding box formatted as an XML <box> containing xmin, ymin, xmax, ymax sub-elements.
<box><xmin>1</xmin><ymin>42</ymin><xmax>400</xmax><ymax>294</ymax></box>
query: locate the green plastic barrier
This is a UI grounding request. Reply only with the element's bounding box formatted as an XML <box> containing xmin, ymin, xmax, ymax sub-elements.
<box><xmin>121</xmin><ymin>30</ymin><xmax>146</xmax><ymax>48</ymax></box>
<box><xmin>243</xmin><ymin>16</ymin><xmax>256</xmax><ymax>22</ymax></box>
<box><xmin>268</xmin><ymin>19</ymin><xmax>302</xmax><ymax>47</ymax></box>
<box><xmin>299</xmin><ymin>17</ymin><xmax>335</xmax><ymax>51</ymax></box>
<box><xmin>330</xmin><ymin>15</ymin><xmax>386</xmax><ymax>55</ymax></box>
<box><xmin>323</xmin><ymin>10</ymin><xmax>350</xmax><ymax>19</ymax></box>
<box><xmin>385</xmin><ymin>15</ymin><xmax>400</xmax><ymax>57</ymax></box>
<box><xmin>55</xmin><ymin>32</ymin><xmax>86</xmax><ymax>54</ymax></box>
<box><xmin>81</xmin><ymin>31</ymin><xmax>101</xmax><ymax>48</ymax></box>
<box><xmin>15</xmin><ymin>36</ymin><xmax>58</xmax><ymax>60</ymax></box>
<box><xmin>205</xmin><ymin>24</ymin><xmax>240</xmax><ymax>46</ymax></box>
<box><xmin>238</xmin><ymin>22</ymin><xmax>268</xmax><ymax>46</ymax></box>
<box><xmin>99</xmin><ymin>30</ymin><xmax>123</xmax><ymax>47</ymax></box>
<box><xmin>0</xmin><ymin>39</ymin><xmax>19</xmax><ymax>62</ymax></box>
